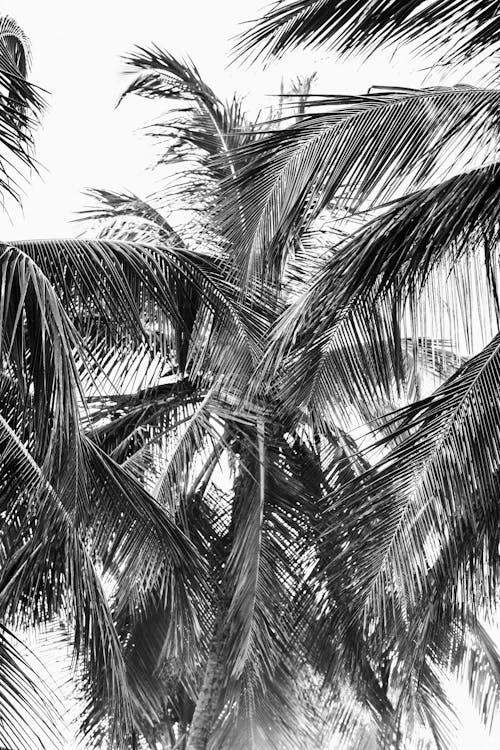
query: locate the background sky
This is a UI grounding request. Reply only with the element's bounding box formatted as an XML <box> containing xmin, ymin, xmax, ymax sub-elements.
<box><xmin>1</xmin><ymin>1</ymin><xmax>497</xmax><ymax>747</ymax></box>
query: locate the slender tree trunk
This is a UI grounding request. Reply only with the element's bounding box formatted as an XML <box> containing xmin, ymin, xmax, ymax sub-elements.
<box><xmin>185</xmin><ymin>616</ymin><xmax>225</xmax><ymax>750</ymax></box>
<box><xmin>186</xmin><ymin>439</ymin><xmax>257</xmax><ymax>750</ymax></box>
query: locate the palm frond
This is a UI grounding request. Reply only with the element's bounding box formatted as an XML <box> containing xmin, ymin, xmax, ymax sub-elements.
<box><xmin>120</xmin><ymin>47</ymin><xmax>251</xmax><ymax>178</ymax></box>
<box><xmin>464</xmin><ymin>618</ymin><xmax>500</xmax><ymax>731</ymax></box>
<box><xmin>0</xmin><ymin>413</ymin><xmax>136</xmax><ymax>746</ymax></box>
<box><xmin>400</xmin><ymin>657</ymin><xmax>458</xmax><ymax>750</ymax></box>
<box><xmin>272</xmin><ymin>297</ymin><xmax>405</xmax><ymax>429</ymax></box>
<box><xmin>0</xmin><ymin>16</ymin><xmax>45</xmax><ymax>206</ymax></box>
<box><xmin>151</xmin><ymin>390</ymin><xmax>225</xmax><ymax>512</ymax></box>
<box><xmin>0</xmin><ymin>381</ymin><xmax>203</xmax><ymax>745</ymax></box>
<box><xmin>236</xmin><ymin>0</ymin><xmax>500</xmax><ymax>69</ymax></box>
<box><xmin>214</xmin><ymin>434</ymin><xmax>318</xmax><ymax>748</ymax></box>
<box><xmin>9</xmin><ymin>238</ymin><xmax>266</xmax><ymax>394</ymax></box>
<box><xmin>78</xmin><ymin>188</ymin><xmax>185</xmax><ymax>246</ymax></box>
<box><xmin>87</xmin><ymin>379</ymin><xmax>201</xmax><ymax>483</ymax></box>
<box><xmin>262</xmin><ymin>162</ymin><xmax>500</xmax><ymax>423</ymax></box>
<box><xmin>0</xmin><ymin>243</ymin><xmax>83</xmax><ymax>466</ymax></box>
<box><xmin>292</xmin><ymin>433</ymin><xmax>396</xmax><ymax>734</ymax></box>
<box><xmin>445</xmin><ymin>613</ymin><xmax>500</xmax><ymax>733</ymax></box>
<box><xmin>302</xmin><ymin>162</ymin><xmax>500</xmax><ymax>316</ymax></box>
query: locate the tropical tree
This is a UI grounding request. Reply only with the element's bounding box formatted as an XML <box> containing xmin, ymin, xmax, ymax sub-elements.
<box><xmin>76</xmin><ymin>31</ymin><xmax>500</xmax><ymax>750</ymax></box>
<box><xmin>76</xmin><ymin>47</ymin><xmax>408</xmax><ymax>750</ymax></box>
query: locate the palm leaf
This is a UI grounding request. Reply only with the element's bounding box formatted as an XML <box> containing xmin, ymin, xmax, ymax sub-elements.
<box><xmin>461</xmin><ymin>616</ymin><xmax>500</xmax><ymax>731</ymax></box>
<box><xmin>9</xmin><ymin>238</ymin><xmax>266</xmax><ymax>395</ymax></box>
<box><xmin>236</xmin><ymin>0</ymin><xmax>500</xmax><ymax>69</ymax></box>
<box><xmin>0</xmin><ymin>243</ymin><xmax>84</xmax><ymax>467</ymax></box>
<box><xmin>120</xmin><ymin>46</ymin><xmax>251</xmax><ymax>180</ymax></box>
<box><xmin>78</xmin><ymin>188</ymin><xmax>185</xmax><ymax>246</ymax></box>
<box><xmin>213</xmin><ymin>433</ymin><xmax>318</xmax><ymax>748</ymax></box>
<box><xmin>0</xmin><ymin>383</ymin><xmax>203</xmax><ymax>745</ymax></box>
<box><xmin>0</xmin><ymin>16</ymin><xmax>44</xmax><ymax>206</ymax></box>
<box><xmin>262</xmin><ymin>162</ymin><xmax>500</xmax><ymax>424</ymax></box>
<box><xmin>271</xmin><ymin>297</ymin><xmax>405</xmax><ymax>428</ymax></box>
<box><xmin>0</xmin><ymin>413</ymin><xmax>136</xmax><ymax>746</ymax></box>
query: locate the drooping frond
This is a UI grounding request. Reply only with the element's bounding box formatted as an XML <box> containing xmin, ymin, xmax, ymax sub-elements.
<box><xmin>463</xmin><ymin>618</ymin><xmax>500</xmax><ymax>731</ymax></box>
<box><xmin>235</xmin><ymin>0</ymin><xmax>500</xmax><ymax>69</ymax></box>
<box><xmin>78</xmin><ymin>188</ymin><xmax>184</xmax><ymax>246</ymax></box>
<box><xmin>8</xmin><ymin>238</ymin><xmax>266</xmax><ymax>394</ymax></box>
<box><xmin>304</xmin><ymin>162</ymin><xmax>500</xmax><ymax>315</ymax></box>
<box><xmin>0</xmin><ymin>413</ymin><xmax>136</xmax><ymax>746</ymax></box>
<box><xmin>271</xmin><ymin>297</ymin><xmax>405</xmax><ymax>429</ymax></box>
<box><xmin>0</xmin><ymin>408</ymin><xmax>204</xmax><ymax>746</ymax></box>
<box><xmin>150</xmin><ymin>389</ymin><xmax>226</xmax><ymax>513</ymax></box>
<box><xmin>444</xmin><ymin>614</ymin><xmax>500</xmax><ymax>733</ymax></box>
<box><xmin>260</xmin><ymin>162</ymin><xmax>500</xmax><ymax>424</ymax></box>
<box><xmin>0</xmin><ymin>243</ymin><xmax>83</xmax><ymax>466</ymax></box>
<box><xmin>120</xmin><ymin>47</ymin><xmax>252</xmax><ymax>180</ymax></box>
<box><xmin>213</xmin><ymin>433</ymin><xmax>321</xmax><ymax>749</ymax></box>
<box><xmin>292</xmin><ymin>432</ymin><xmax>396</xmax><ymax>734</ymax></box>
<box><xmin>86</xmin><ymin>379</ymin><xmax>201</xmax><ymax>482</ymax></box>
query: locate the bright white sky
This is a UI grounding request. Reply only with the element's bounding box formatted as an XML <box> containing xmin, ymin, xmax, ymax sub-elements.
<box><xmin>0</xmin><ymin>1</ymin><xmax>497</xmax><ymax>747</ymax></box>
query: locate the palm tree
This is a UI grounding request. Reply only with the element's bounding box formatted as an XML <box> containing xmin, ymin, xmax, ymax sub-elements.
<box><xmin>0</xmin><ymin>21</ymin><xmax>331</xmax><ymax>750</ymax></box>
<box><xmin>76</xmin><ymin>40</ymin><xmax>500</xmax><ymax>749</ymax></box>
<box><xmin>75</xmin><ymin>48</ymin><xmax>400</xmax><ymax>749</ymax></box>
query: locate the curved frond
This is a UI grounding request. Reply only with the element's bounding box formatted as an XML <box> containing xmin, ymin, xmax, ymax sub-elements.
<box><xmin>464</xmin><ymin>618</ymin><xmax>500</xmax><ymax>730</ymax></box>
<box><xmin>9</xmin><ymin>238</ymin><xmax>266</xmax><ymax>394</ymax></box>
<box><xmin>78</xmin><ymin>188</ymin><xmax>184</xmax><ymax>246</ymax></box>
<box><xmin>262</xmin><ymin>162</ymin><xmax>500</xmax><ymax>422</ymax></box>
<box><xmin>120</xmin><ymin>47</ymin><xmax>251</xmax><ymax>178</ymax></box>
<box><xmin>305</xmin><ymin>162</ymin><xmax>500</xmax><ymax>315</ymax></box>
<box><xmin>272</xmin><ymin>297</ymin><xmax>405</xmax><ymax>428</ymax></box>
<box><xmin>0</xmin><ymin>16</ymin><xmax>44</xmax><ymax>206</ymax></box>
<box><xmin>0</xmin><ymin>243</ymin><xmax>83</xmax><ymax>466</ymax></box>
<box><xmin>236</xmin><ymin>0</ymin><xmax>500</xmax><ymax>69</ymax></box>
<box><xmin>0</xmin><ymin>384</ymin><xmax>203</xmax><ymax>745</ymax></box>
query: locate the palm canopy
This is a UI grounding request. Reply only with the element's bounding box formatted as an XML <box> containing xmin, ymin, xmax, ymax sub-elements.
<box><xmin>3</xmin><ymin>6</ymin><xmax>500</xmax><ymax>750</ymax></box>
<box><xmin>74</xmin><ymin>36</ymin><xmax>500</xmax><ymax>750</ymax></box>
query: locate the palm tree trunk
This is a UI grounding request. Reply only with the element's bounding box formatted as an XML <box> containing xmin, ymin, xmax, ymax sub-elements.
<box><xmin>186</xmin><ymin>439</ymin><xmax>257</xmax><ymax>750</ymax></box>
<box><xmin>185</xmin><ymin>616</ymin><xmax>225</xmax><ymax>750</ymax></box>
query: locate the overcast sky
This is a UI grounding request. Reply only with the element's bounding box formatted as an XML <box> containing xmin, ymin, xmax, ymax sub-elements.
<box><xmin>0</xmin><ymin>2</ymin><xmax>496</xmax><ymax>747</ymax></box>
